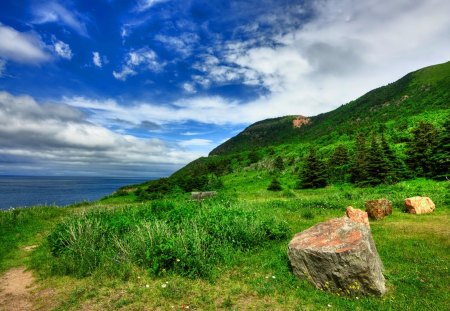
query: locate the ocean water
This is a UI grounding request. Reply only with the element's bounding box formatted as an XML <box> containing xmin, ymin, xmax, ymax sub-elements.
<box><xmin>0</xmin><ymin>176</ymin><xmax>151</xmax><ymax>210</ymax></box>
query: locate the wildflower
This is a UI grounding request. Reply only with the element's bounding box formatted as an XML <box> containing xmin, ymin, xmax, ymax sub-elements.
<box><xmin>146</xmin><ymin>284</ymin><xmax>149</xmax><ymax>288</ymax></box>
<box><xmin>327</xmin><ymin>304</ymin><xmax>332</xmax><ymax>308</ymax></box>
<box><xmin>176</xmin><ymin>258</ymin><xmax>180</xmax><ymax>262</ymax></box>
<box><xmin>356</xmin><ymin>297</ymin><xmax>359</xmax><ymax>300</ymax></box>
<box><xmin>161</xmin><ymin>283</ymin><xmax>167</xmax><ymax>288</ymax></box>
<box><xmin>272</xmin><ymin>275</ymin><xmax>276</xmax><ymax>279</ymax></box>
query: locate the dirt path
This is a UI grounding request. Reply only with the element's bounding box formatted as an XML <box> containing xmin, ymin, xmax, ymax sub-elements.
<box><xmin>0</xmin><ymin>267</ymin><xmax>35</xmax><ymax>311</ymax></box>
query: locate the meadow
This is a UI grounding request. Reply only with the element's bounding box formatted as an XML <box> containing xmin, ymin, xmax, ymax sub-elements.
<box><xmin>1</xmin><ymin>178</ymin><xmax>449</xmax><ymax>310</ymax></box>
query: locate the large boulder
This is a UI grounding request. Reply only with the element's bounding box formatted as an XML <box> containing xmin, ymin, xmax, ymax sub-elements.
<box><xmin>288</xmin><ymin>207</ymin><xmax>386</xmax><ymax>296</ymax></box>
<box><xmin>404</xmin><ymin>196</ymin><xmax>435</xmax><ymax>214</ymax></box>
<box><xmin>365</xmin><ymin>199</ymin><xmax>393</xmax><ymax>220</ymax></box>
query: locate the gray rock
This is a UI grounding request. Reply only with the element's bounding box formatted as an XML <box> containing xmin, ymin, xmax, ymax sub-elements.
<box><xmin>191</xmin><ymin>191</ymin><xmax>217</xmax><ymax>200</ymax></box>
<box><xmin>287</xmin><ymin>207</ymin><xmax>386</xmax><ymax>296</ymax></box>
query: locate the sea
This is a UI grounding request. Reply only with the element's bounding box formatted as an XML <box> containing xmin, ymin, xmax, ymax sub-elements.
<box><xmin>0</xmin><ymin>176</ymin><xmax>152</xmax><ymax>210</ymax></box>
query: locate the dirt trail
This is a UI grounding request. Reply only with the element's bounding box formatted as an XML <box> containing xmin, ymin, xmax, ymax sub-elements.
<box><xmin>0</xmin><ymin>267</ymin><xmax>35</xmax><ymax>311</ymax></box>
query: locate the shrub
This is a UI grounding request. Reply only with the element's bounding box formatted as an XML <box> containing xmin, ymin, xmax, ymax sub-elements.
<box><xmin>267</xmin><ymin>178</ymin><xmax>282</xmax><ymax>191</ymax></box>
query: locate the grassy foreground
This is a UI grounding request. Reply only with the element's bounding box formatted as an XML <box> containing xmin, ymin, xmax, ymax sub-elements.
<box><xmin>1</xmin><ymin>179</ymin><xmax>449</xmax><ymax>310</ymax></box>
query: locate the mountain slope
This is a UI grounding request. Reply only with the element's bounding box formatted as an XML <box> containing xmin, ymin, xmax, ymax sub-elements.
<box><xmin>210</xmin><ymin>61</ymin><xmax>450</xmax><ymax>156</ymax></box>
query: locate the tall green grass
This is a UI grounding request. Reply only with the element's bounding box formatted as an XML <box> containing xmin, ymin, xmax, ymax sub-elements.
<box><xmin>47</xmin><ymin>197</ymin><xmax>290</xmax><ymax>278</ymax></box>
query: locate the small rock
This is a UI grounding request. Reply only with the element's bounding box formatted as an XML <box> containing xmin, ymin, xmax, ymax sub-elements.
<box><xmin>404</xmin><ymin>196</ymin><xmax>435</xmax><ymax>214</ymax></box>
<box><xmin>288</xmin><ymin>207</ymin><xmax>386</xmax><ymax>296</ymax></box>
<box><xmin>346</xmin><ymin>206</ymin><xmax>370</xmax><ymax>227</ymax></box>
<box><xmin>365</xmin><ymin>199</ymin><xmax>392</xmax><ymax>220</ymax></box>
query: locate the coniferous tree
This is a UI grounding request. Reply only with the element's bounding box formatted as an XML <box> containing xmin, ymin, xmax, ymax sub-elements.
<box><xmin>274</xmin><ymin>156</ymin><xmax>284</xmax><ymax>171</ymax></box>
<box><xmin>364</xmin><ymin>136</ymin><xmax>389</xmax><ymax>186</ymax></box>
<box><xmin>350</xmin><ymin>133</ymin><xmax>369</xmax><ymax>185</ymax></box>
<box><xmin>328</xmin><ymin>145</ymin><xmax>350</xmax><ymax>183</ymax></box>
<box><xmin>380</xmin><ymin>133</ymin><xmax>409</xmax><ymax>182</ymax></box>
<box><xmin>432</xmin><ymin>119</ymin><xmax>450</xmax><ymax>180</ymax></box>
<box><xmin>406</xmin><ymin>121</ymin><xmax>438</xmax><ymax>177</ymax></box>
<box><xmin>299</xmin><ymin>148</ymin><xmax>327</xmax><ymax>189</ymax></box>
<box><xmin>248</xmin><ymin>150</ymin><xmax>260</xmax><ymax>164</ymax></box>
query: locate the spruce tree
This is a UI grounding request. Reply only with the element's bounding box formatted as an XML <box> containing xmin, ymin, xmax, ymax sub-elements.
<box><xmin>350</xmin><ymin>133</ymin><xmax>369</xmax><ymax>185</ymax></box>
<box><xmin>380</xmin><ymin>133</ymin><xmax>408</xmax><ymax>182</ymax></box>
<box><xmin>432</xmin><ymin>119</ymin><xmax>450</xmax><ymax>180</ymax></box>
<box><xmin>364</xmin><ymin>136</ymin><xmax>389</xmax><ymax>186</ymax></box>
<box><xmin>328</xmin><ymin>145</ymin><xmax>350</xmax><ymax>183</ymax></box>
<box><xmin>406</xmin><ymin>121</ymin><xmax>438</xmax><ymax>177</ymax></box>
<box><xmin>299</xmin><ymin>148</ymin><xmax>327</xmax><ymax>189</ymax></box>
<box><xmin>274</xmin><ymin>156</ymin><xmax>284</xmax><ymax>171</ymax></box>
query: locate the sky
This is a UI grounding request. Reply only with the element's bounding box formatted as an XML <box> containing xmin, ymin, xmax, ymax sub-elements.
<box><xmin>1</xmin><ymin>0</ymin><xmax>450</xmax><ymax>177</ymax></box>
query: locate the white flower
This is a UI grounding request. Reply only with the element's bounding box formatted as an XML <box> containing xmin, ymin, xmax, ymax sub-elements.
<box><xmin>327</xmin><ymin>304</ymin><xmax>332</xmax><ymax>307</ymax></box>
<box><xmin>272</xmin><ymin>275</ymin><xmax>276</xmax><ymax>279</ymax></box>
<box><xmin>145</xmin><ymin>284</ymin><xmax>149</xmax><ymax>288</ymax></box>
<box><xmin>161</xmin><ymin>283</ymin><xmax>167</xmax><ymax>288</ymax></box>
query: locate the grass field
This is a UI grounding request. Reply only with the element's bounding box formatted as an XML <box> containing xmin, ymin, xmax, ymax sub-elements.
<box><xmin>1</xmin><ymin>179</ymin><xmax>449</xmax><ymax>310</ymax></box>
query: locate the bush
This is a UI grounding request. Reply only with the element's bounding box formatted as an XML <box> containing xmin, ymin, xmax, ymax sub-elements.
<box><xmin>267</xmin><ymin>178</ymin><xmax>282</xmax><ymax>191</ymax></box>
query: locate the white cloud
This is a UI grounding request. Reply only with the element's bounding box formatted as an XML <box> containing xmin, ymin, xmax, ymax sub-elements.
<box><xmin>0</xmin><ymin>91</ymin><xmax>202</xmax><ymax>176</ymax></box>
<box><xmin>188</xmin><ymin>0</ymin><xmax>450</xmax><ymax>119</ymax></box>
<box><xmin>32</xmin><ymin>2</ymin><xmax>88</xmax><ymax>37</ymax></box>
<box><xmin>178</xmin><ymin>139</ymin><xmax>212</xmax><ymax>147</ymax></box>
<box><xmin>135</xmin><ymin>0</ymin><xmax>169</xmax><ymax>12</ymax></box>
<box><xmin>93</xmin><ymin>52</ymin><xmax>102</xmax><ymax>67</ymax></box>
<box><xmin>182</xmin><ymin>82</ymin><xmax>196</xmax><ymax>94</ymax></box>
<box><xmin>0</xmin><ymin>59</ymin><xmax>5</xmax><ymax>77</ymax></box>
<box><xmin>113</xmin><ymin>47</ymin><xmax>163</xmax><ymax>81</ymax></box>
<box><xmin>53</xmin><ymin>40</ymin><xmax>72</xmax><ymax>60</ymax></box>
<box><xmin>155</xmin><ymin>33</ymin><xmax>199</xmax><ymax>57</ymax></box>
<box><xmin>0</xmin><ymin>24</ymin><xmax>50</xmax><ymax>64</ymax></box>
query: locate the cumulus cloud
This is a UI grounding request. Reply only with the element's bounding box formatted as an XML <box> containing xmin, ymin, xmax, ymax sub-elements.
<box><xmin>32</xmin><ymin>2</ymin><xmax>89</xmax><ymax>37</ymax></box>
<box><xmin>182</xmin><ymin>82</ymin><xmax>196</xmax><ymax>94</ymax></box>
<box><xmin>53</xmin><ymin>40</ymin><xmax>72</xmax><ymax>60</ymax></box>
<box><xmin>0</xmin><ymin>92</ymin><xmax>202</xmax><ymax>176</ymax></box>
<box><xmin>0</xmin><ymin>24</ymin><xmax>50</xmax><ymax>64</ymax></box>
<box><xmin>188</xmin><ymin>0</ymin><xmax>450</xmax><ymax>118</ymax></box>
<box><xmin>92</xmin><ymin>51</ymin><xmax>102</xmax><ymax>67</ymax></box>
<box><xmin>113</xmin><ymin>47</ymin><xmax>163</xmax><ymax>81</ymax></box>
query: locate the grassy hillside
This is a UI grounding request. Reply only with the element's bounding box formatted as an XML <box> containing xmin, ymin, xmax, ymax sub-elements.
<box><xmin>210</xmin><ymin>61</ymin><xmax>450</xmax><ymax>156</ymax></box>
<box><xmin>128</xmin><ymin>61</ymin><xmax>450</xmax><ymax>199</ymax></box>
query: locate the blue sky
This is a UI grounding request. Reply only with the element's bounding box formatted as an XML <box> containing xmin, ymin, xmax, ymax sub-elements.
<box><xmin>1</xmin><ymin>0</ymin><xmax>450</xmax><ymax>176</ymax></box>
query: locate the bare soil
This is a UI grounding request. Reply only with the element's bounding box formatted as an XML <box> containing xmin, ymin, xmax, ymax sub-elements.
<box><xmin>0</xmin><ymin>267</ymin><xmax>34</xmax><ymax>311</ymax></box>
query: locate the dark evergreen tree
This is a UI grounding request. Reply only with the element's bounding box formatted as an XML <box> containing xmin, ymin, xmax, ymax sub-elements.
<box><xmin>406</xmin><ymin>121</ymin><xmax>439</xmax><ymax>177</ymax></box>
<box><xmin>267</xmin><ymin>178</ymin><xmax>282</xmax><ymax>191</ymax></box>
<box><xmin>380</xmin><ymin>133</ymin><xmax>409</xmax><ymax>182</ymax></box>
<box><xmin>432</xmin><ymin>119</ymin><xmax>450</xmax><ymax>180</ymax></box>
<box><xmin>328</xmin><ymin>145</ymin><xmax>350</xmax><ymax>183</ymax></box>
<box><xmin>299</xmin><ymin>148</ymin><xmax>327</xmax><ymax>189</ymax></box>
<box><xmin>248</xmin><ymin>150</ymin><xmax>260</xmax><ymax>164</ymax></box>
<box><xmin>274</xmin><ymin>156</ymin><xmax>284</xmax><ymax>171</ymax></box>
<box><xmin>364</xmin><ymin>136</ymin><xmax>389</xmax><ymax>186</ymax></box>
<box><xmin>350</xmin><ymin>133</ymin><xmax>369</xmax><ymax>185</ymax></box>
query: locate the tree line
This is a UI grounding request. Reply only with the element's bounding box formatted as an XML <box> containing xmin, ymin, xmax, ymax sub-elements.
<box><xmin>297</xmin><ymin>120</ymin><xmax>449</xmax><ymax>189</ymax></box>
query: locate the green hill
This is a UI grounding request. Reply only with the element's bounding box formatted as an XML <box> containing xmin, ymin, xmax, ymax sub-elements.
<box><xmin>119</xmin><ymin>61</ymin><xmax>449</xmax><ymax>199</ymax></box>
<box><xmin>210</xmin><ymin>61</ymin><xmax>450</xmax><ymax>156</ymax></box>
